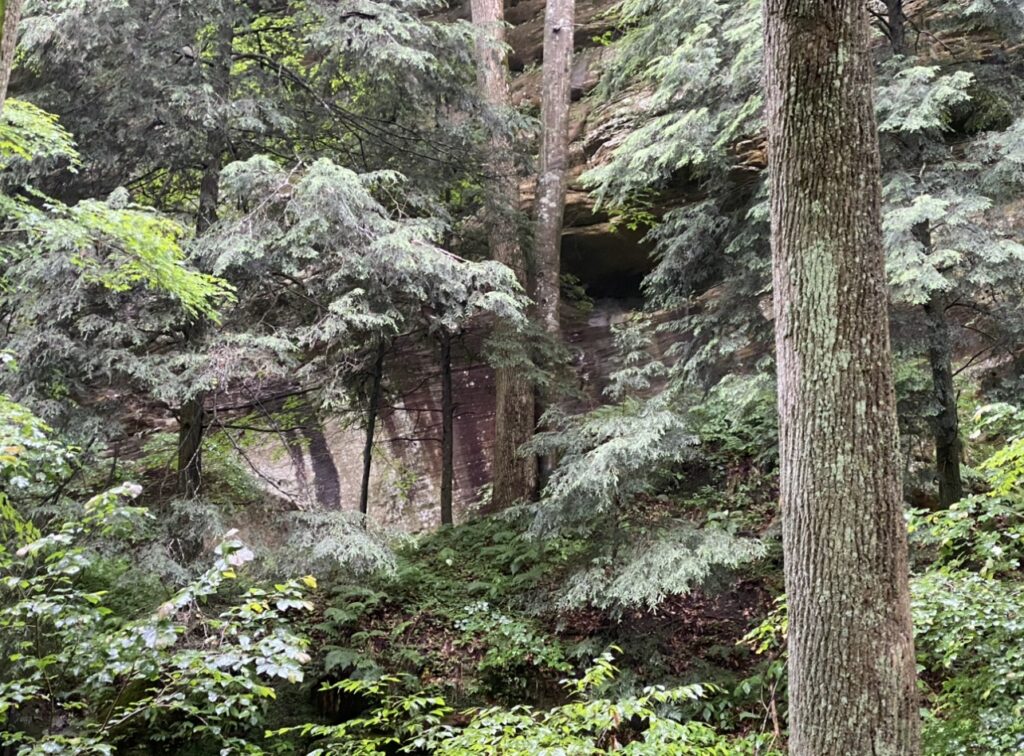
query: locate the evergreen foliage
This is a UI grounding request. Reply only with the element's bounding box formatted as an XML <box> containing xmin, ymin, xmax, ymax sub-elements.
<box><xmin>2</xmin><ymin>0</ymin><xmax>1024</xmax><ymax>750</ymax></box>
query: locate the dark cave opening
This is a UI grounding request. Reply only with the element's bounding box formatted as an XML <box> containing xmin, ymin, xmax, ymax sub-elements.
<box><xmin>560</xmin><ymin>224</ymin><xmax>654</xmax><ymax>300</ymax></box>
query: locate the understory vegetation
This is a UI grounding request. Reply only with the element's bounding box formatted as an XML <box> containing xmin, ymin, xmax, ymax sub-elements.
<box><xmin>1</xmin><ymin>0</ymin><xmax>1023</xmax><ymax>752</ymax></box>
<box><xmin>5</xmin><ymin>372</ymin><xmax>1024</xmax><ymax>753</ymax></box>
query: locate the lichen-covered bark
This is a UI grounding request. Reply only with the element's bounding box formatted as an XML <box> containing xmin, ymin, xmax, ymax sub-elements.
<box><xmin>470</xmin><ymin>0</ymin><xmax>537</xmax><ymax>510</ymax></box>
<box><xmin>532</xmin><ymin>0</ymin><xmax>574</xmax><ymax>337</ymax></box>
<box><xmin>763</xmin><ymin>0</ymin><xmax>921</xmax><ymax>751</ymax></box>
<box><xmin>0</xmin><ymin>0</ymin><xmax>23</xmax><ymax>111</ymax></box>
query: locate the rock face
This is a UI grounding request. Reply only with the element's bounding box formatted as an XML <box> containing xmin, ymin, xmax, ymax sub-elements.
<box><xmin>246</xmin><ymin>0</ymin><xmax>661</xmax><ymax>529</ymax></box>
<box><xmin>248</xmin><ymin>298</ymin><xmax>666</xmax><ymax>529</ymax></box>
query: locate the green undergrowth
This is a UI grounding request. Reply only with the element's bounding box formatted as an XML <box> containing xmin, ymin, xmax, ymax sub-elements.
<box><xmin>306</xmin><ymin>508</ymin><xmax>783</xmax><ymax>742</ymax></box>
<box><xmin>313</xmin><ymin>514</ymin><xmax>589</xmax><ymax>706</ymax></box>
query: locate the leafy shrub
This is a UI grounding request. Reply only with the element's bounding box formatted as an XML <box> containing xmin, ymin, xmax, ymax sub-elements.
<box><xmin>454</xmin><ymin>600</ymin><xmax>571</xmax><ymax>698</ymax></box>
<box><xmin>911</xmin><ymin>493</ymin><xmax>1024</xmax><ymax>577</ymax></box>
<box><xmin>910</xmin><ymin>402</ymin><xmax>1024</xmax><ymax>577</ymax></box>
<box><xmin>0</xmin><ymin>396</ymin><xmax>315</xmax><ymax>754</ymax></box>
<box><xmin>0</xmin><ymin>392</ymin><xmax>69</xmax><ymax>542</ymax></box>
<box><xmin>527</xmin><ymin>391</ymin><xmax>767</xmax><ymax>613</ymax></box>
<box><xmin>273</xmin><ymin>651</ymin><xmax>781</xmax><ymax>755</ymax></box>
<box><xmin>557</xmin><ymin>525</ymin><xmax>767</xmax><ymax>610</ymax></box>
<box><xmin>0</xmin><ymin>486</ymin><xmax>314</xmax><ymax>755</ymax></box>
<box><xmin>530</xmin><ymin>396</ymin><xmax>699</xmax><ymax>533</ymax></box>
<box><xmin>913</xmin><ymin>571</ymin><xmax>1024</xmax><ymax>754</ymax></box>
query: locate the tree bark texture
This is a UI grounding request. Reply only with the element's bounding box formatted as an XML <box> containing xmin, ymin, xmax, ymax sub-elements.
<box><xmin>359</xmin><ymin>342</ymin><xmax>386</xmax><ymax>517</ymax></box>
<box><xmin>176</xmin><ymin>13</ymin><xmax>233</xmax><ymax>499</ymax></box>
<box><xmin>440</xmin><ymin>331</ymin><xmax>454</xmax><ymax>526</ymax></box>
<box><xmin>532</xmin><ymin>0</ymin><xmax>574</xmax><ymax>337</ymax></box>
<box><xmin>470</xmin><ymin>0</ymin><xmax>537</xmax><ymax>510</ymax></box>
<box><xmin>0</xmin><ymin>0</ymin><xmax>23</xmax><ymax>111</ymax></box>
<box><xmin>763</xmin><ymin>0</ymin><xmax>921</xmax><ymax>751</ymax></box>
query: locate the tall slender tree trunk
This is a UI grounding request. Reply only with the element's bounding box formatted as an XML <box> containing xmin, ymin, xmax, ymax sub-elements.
<box><xmin>532</xmin><ymin>0</ymin><xmax>574</xmax><ymax>337</ymax></box>
<box><xmin>914</xmin><ymin>219</ymin><xmax>962</xmax><ymax>507</ymax></box>
<box><xmin>470</xmin><ymin>0</ymin><xmax>537</xmax><ymax>510</ymax></box>
<box><xmin>0</xmin><ymin>0</ymin><xmax>23</xmax><ymax>111</ymax></box>
<box><xmin>176</xmin><ymin>391</ymin><xmax>206</xmax><ymax>499</ymax></box>
<box><xmin>885</xmin><ymin>0</ymin><xmax>906</xmax><ymax>56</ymax></box>
<box><xmin>359</xmin><ymin>341</ymin><xmax>386</xmax><ymax>517</ymax></box>
<box><xmin>764</xmin><ymin>0</ymin><xmax>920</xmax><ymax>750</ymax></box>
<box><xmin>439</xmin><ymin>331</ymin><xmax>454</xmax><ymax>526</ymax></box>
<box><xmin>531</xmin><ymin>0</ymin><xmax>574</xmax><ymax>486</ymax></box>
<box><xmin>922</xmin><ymin>292</ymin><xmax>963</xmax><ymax>506</ymax></box>
<box><xmin>177</xmin><ymin>13</ymin><xmax>233</xmax><ymax>499</ymax></box>
<box><xmin>881</xmin><ymin>11</ymin><xmax>962</xmax><ymax>505</ymax></box>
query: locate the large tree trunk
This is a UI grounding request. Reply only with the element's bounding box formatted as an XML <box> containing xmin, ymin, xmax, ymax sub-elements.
<box><xmin>0</xmin><ymin>0</ymin><xmax>24</xmax><ymax>111</ymax></box>
<box><xmin>439</xmin><ymin>331</ymin><xmax>454</xmax><ymax>526</ymax></box>
<box><xmin>470</xmin><ymin>0</ymin><xmax>537</xmax><ymax>511</ymax></box>
<box><xmin>359</xmin><ymin>341</ymin><xmax>386</xmax><ymax>517</ymax></box>
<box><xmin>532</xmin><ymin>0</ymin><xmax>574</xmax><ymax>337</ymax></box>
<box><xmin>763</xmin><ymin>0</ymin><xmax>921</xmax><ymax>750</ymax></box>
<box><xmin>176</xmin><ymin>14</ymin><xmax>233</xmax><ymax>499</ymax></box>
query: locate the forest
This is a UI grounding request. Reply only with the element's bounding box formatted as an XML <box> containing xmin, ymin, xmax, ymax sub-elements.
<box><xmin>1</xmin><ymin>0</ymin><xmax>1023</xmax><ymax>752</ymax></box>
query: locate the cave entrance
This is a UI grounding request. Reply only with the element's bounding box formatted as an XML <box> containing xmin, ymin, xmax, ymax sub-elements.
<box><xmin>560</xmin><ymin>223</ymin><xmax>654</xmax><ymax>303</ymax></box>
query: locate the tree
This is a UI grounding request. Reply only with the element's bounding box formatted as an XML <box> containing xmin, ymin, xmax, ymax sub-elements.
<box><xmin>177</xmin><ymin>8</ymin><xmax>235</xmax><ymax>499</ymax></box>
<box><xmin>439</xmin><ymin>328</ymin><xmax>454</xmax><ymax>525</ymax></box>
<box><xmin>0</xmin><ymin>0</ymin><xmax>22</xmax><ymax>109</ymax></box>
<box><xmin>763</xmin><ymin>0</ymin><xmax>920</xmax><ymax>750</ymax></box>
<box><xmin>18</xmin><ymin>0</ymin><xmax>487</xmax><ymax>505</ymax></box>
<box><xmin>532</xmin><ymin>0</ymin><xmax>574</xmax><ymax>338</ymax></box>
<box><xmin>529</xmin><ymin>0</ymin><xmax>575</xmax><ymax>486</ymax></box>
<box><xmin>210</xmin><ymin>156</ymin><xmax>526</xmax><ymax>520</ymax></box>
<box><xmin>359</xmin><ymin>341</ymin><xmax>387</xmax><ymax>518</ymax></box>
<box><xmin>873</xmin><ymin>6</ymin><xmax>1024</xmax><ymax>507</ymax></box>
<box><xmin>583</xmin><ymin>0</ymin><xmax>1024</xmax><ymax>473</ymax></box>
<box><xmin>878</xmin><ymin>9</ymin><xmax>962</xmax><ymax>507</ymax></box>
<box><xmin>470</xmin><ymin>0</ymin><xmax>537</xmax><ymax>510</ymax></box>
<box><xmin>0</xmin><ymin>100</ymin><xmax>230</xmax><ymax>446</ymax></box>
<box><xmin>873</xmin><ymin>58</ymin><xmax>1024</xmax><ymax>509</ymax></box>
